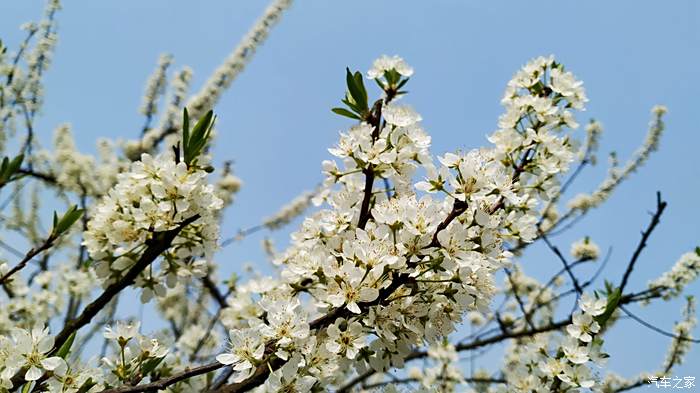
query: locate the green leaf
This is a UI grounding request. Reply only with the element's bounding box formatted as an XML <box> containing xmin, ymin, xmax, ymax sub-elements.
<box><xmin>141</xmin><ymin>356</ymin><xmax>166</xmax><ymax>376</ymax></box>
<box><xmin>183</xmin><ymin>110</ymin><xmax>215</xmax><ymax>167</ymax></box>
<box><xmin>0</xmin><ymin>157</ymin><xmax>9</xmax><ymax>178</ymax></box>
<box><xmin>182</xmin><ymin>108</ymin><xmax>190</xmax><ymax>152</ymax></box>
<box><xmin>21</xmin><ymin>382</ymin><xmax>33</xmax><ymax>393</ymax></box>
<box><xmin>8</xmin><ymin>154</ymin><xmax>23</xmax><ymax>175</ymax></box>
<box><xmin>594</xmin><ymin>287</ymin><xmax>622</xmax><ymax>327</ymax></box>
<box><xmin>56</xmin><ymin>331</ymin><xmax>76</xmax><ymax>359</ymax></box>
<box><xmin>52</xmin><ymin>205</ymin><xmax>84</xmax><ymax>237</ymax></box>
<box><xmin>353</xmin><ymin>71</ymin><xmax>368</xmax><ymax>107</ymax></box>
<box><xmin>76</xmin><ymin>378</ymin><xmax>96</xmax><ymax>393</ymax></box>
<box><xmin>374</xmin><ymin>78</ymin><xmax>386</xmax><ymax>90</ymax></box>
<box><xmin>332</xmin><ymin>108</ymin><xmax>361</xmax><ymax>120</ymax></box>
<box><xmin>341</xmin><ymin>97</ymin><xmax>362</xmax><ymax>114</ymax></box>
<box><xmin>345</xmin><ymin>68</ymin><xmax>367</xmax><ymax>111</ymax></box>
<box><xmin>0</xmin><ymin>154</ymin><xmax>25</xmax><ymax>185</ymax></box>
<box><xmin>383</xmin><ymin>69</ymin><xmax>400</xmax><ymax>86</ymax></box>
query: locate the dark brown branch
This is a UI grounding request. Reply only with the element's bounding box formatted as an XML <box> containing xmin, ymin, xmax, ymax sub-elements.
<box><xmin>202</xmin><ymin>275</ymin><xmax>227</xmax><ymax>308</ymax></box>
<box><xmin>619</xmin><ymin>191</ymin><xmax>667</xmax><ymax>293</ymax></box>
<box><xmin>51</xmin><ymin>214</ymin><xmax>200</xmax><ymax>352</ymax></box>
<box><xmin>504</xmin><ymin>267</ymin><xmax>535</xmax><ymax>330</ymax></box>
<box><xmin>619</xmin><ymin>305</ymin><xmax>699</xmax><ymax>344</ymax></box>
<box><xmin>10</xmin><ymin>215</ymin><xmax>201</xmax><ymax>391</ymax></box>
<box><xmin>17</xmin><ymin>168</ymin><xmax>57</xmax><ymax>184</ymax></box>
<box><xmin>356</xmin><ymin>100</ymin><xmax>383</xmax><ymax>230</ymax></box>
<box><xmin>0</xmin><ymin>234</ymin><xmax>56</xmax><ymax>285</ymax></box>
<box><xmin>100</xmin><ymin>362</ymin><xmax>224</xmax><ymax>393</ymax></box>
<box><xmin>429</xmin><ymin>199</ymin><xmax>468</xmax><ymax>248</ymax></box>
<box><xmin>613</xmin><ymin>380</ymin><xmax>647</xmax><ymax>392</ymax></box>
<box><xmin>540</xmin><ymin>232</ymin><xmax>583</xmax><ymax>295</ymax></box>
<box><xmin>360</xmin><ymin>376</ymin><xmax>505</xmax><ymax>390</ymax></box>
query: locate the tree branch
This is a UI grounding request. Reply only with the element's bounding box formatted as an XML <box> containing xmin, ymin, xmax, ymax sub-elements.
<box><xmin>100</xmin><ymin>362</ymin><xmax>224</xmax><ymax>393</ymax></box>
<box><xmin>9</xmin><ymin>215</ymin><xmax>201</xmax><ymax>391</ymax></box>
<box><xmin>0</xmin><ymin>233</ymin><xmax>56</xmax><ymax>285</ymax></box>
<box><xmin>618</xmin><ymin>191</ymin><xmax>667</xmax><ymax>293</ymax></box>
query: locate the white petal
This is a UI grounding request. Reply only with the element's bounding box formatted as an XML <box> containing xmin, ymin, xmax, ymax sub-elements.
<box><xmin>40</xmin><ymin>357</ymin><xmax>64</xmax><ymax>371</ymax></box>
<box><xmin>25</xmin><ymin>366</ymin><xmax>43</xmax><ymax>381</ymax></box>
<box><xmin>215</xmin><ymin>353</ymin><xmax>237</xmax><ymax>365</ymax></box>
<box><xmin>347</xmin><ymin>301</ymin><xmax>361</xmax><ymax>314</ymax></box>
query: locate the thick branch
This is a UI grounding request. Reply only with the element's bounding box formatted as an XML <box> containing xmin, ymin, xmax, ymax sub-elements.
<box><xmin>356</xmin><ymin>100</ymin><xmax>383</xmax><ymax>230</ymax></box>
<box><xmin>17</xmin><ymin>168</ymin><xmax>57</xmax><ymax>184</ymax></box>
<box><xmin>51</xmin><ymin>214</ymin><xmax>200</xmax><ymax>353</ymax></box>
<box><xmin>202</xmin><ymin>275</ymin><xmax>227</xmax><ymax>308</ymax></box>
<box><xmin>100</xmin><ymin>362</ymin><xmax>224</xmax><ymax>393</ymax></box>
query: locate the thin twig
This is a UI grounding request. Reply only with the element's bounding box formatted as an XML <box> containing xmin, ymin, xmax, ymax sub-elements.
<box><xmin>619</xmin><ymin>192</ymin><xmax>667</xmax><ymax>293</ymax></box>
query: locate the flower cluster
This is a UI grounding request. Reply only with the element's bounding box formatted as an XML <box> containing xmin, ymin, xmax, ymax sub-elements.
<box><xmin>214</xmin><ymin>163</ymin><xmax>243</xmax><ymax>213</ymax></box>
<box><xmin>0</xmin><ymin>0</ymin><xmax>60</xmax><ymax>144</ymax></box>
<box><xmin>83</xmin><ymin>152</ymin><xmax>223</xmax><ymax>301</ymax></box>
<box><xmin>566</xmin><ymin>106</ymin><xmax>666</xmax><ymax>214</ymax></box>
<box><xmin>139</xmin><ymin>54</ymin><xmax>172</xmax><ymax>120</ymax></box>
<box><xmin>570</xmin><ymin>236</ymin><xmax>600</xmax><ymax>261</ymax></box>
<box><xmin>3</xmin><ymin>3</ymin><xmax>691</xmax><ymax>388</ymax></box>
<box><xmin>50</xmin><ymin>124</ymin><xmax>126</xmax><ymax>196</ymax></box>
<box><xmin>0</xmin><ymin>325</ymin><xmax>67</xmax><ymax>389</ymax></box>
<box><xmin>406</xmin><ymin>341</ymin><xmax>464</xmax><ymax>392</ymax></box>
<box><xmin>663</xmin><ymin>297</ymin><xmax>696</xmax><ymax>371</ymax></box>
<box><xmin>185</xmin><ymin>0</ymin><xmax>293</xmax><ymax>121</ymax></box>
<box><xmin>262</xmin><ymin>189</ymin><xmax>315</xmax><ymax>230</ymax></box>
<box><xmin>213</xmin><ymin>55</ymin><xmax>588</xmax><ymax>389</ymax></box>
<box><xmin>648</xmin><ymin>249</ymin><xmax>700</xmax><ymax>300</ymax></box>
<box><xmin>366</xmin><ymin>55</ymin><xmax>414</xmax><ymax>80</ymax></box>
<box><xmin>101</xmin><ymin>321</ymin><xmax>169</xmax><ymax>388</ymax></box>
<box><xmin>496</xmin><ymin>292</ymin><xmax>609</xmax><ymax>392</ymax></box>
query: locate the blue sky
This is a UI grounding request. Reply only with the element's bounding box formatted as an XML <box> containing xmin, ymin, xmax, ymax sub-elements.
<box><xmin>2</xmin><ymin>0</ymin><xmax>698</xmax><ymax>383</ymax></box>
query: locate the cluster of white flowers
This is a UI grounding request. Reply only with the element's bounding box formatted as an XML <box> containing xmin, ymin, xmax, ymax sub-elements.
<box><xmin>494</xmin><ymin>292</ymin><xmax>608</xmax><ymax>392</ymax></box>
<box><xmin>0</xmin><ymin>325</ymin><xmax>67</xmax><ymax>390</ymax></box>
<box><xmin>83</xmin><ymin>152</ymin><xmax>223</xmax><ymax>301</ymax></box>
<box><xmin>663</xmin><ymin>296</ymin><xmax>696</xmax><ymax>371</ymax></box>
<box><xmin>570</xmin><ymin>236</ymin><xmax>600</xmax><ymax>261</ymax></box>
<box><xmin>158</xmin><ymin>67</ymin><xmax>193</xmax><ymax>133</ymax></box>
<box><xmin>139</xmin><ymin>53</ymin><xmax>173</xmax><ymax>120</ymax></box>
<box><xmin>406</xmin><ymin>341</ymin><xmax>464</xmax><ymax>392</ymax></box>
<box><xmin>211</xmin><ymin>55</ymin><xmax>589</xmax><ymax>389</ymax></box>
<box><xmin>98</xmin><ymin>321</ymin><xmax>171</xmax><ymax>389</ymax></box>
<box><xmin>501</xmin><ymin>267</ymin><xmax>563</xmax><ymax>327</ymax></box>
<box><xmin>0</xmin><ymin>262</ymin><xmax>99</xmax><ymax>334</ymax></box>
<box><xmin>2</xmin><ymin>2</ymin><xmax>693</xmax><ymax>387</ymax></box>
<box><xmin>567</xmin><ymin>106</ymin><xmax>666</xmax><ymax>213</ymax></box>
<box><xmin>0</xmin><ymin>0</ymin><xmax>59</xmax><ymax>148</ymax></box>
<box><xmin>648</xmin><ymin>249</ymin><xmax>700</xmax><ymax>300</ymax></box>
<box><xmin>581</xmin><ymin>119</ymin><xmax>602</xmax><ymax>165</ymax></box>
<box><xmin>126</xmin><ymin>66</ymin><xmax>194</xmax><ymax>160</ymax></box>
<box><xmin>50</xmin><ymin>124</ymin><xmax>126</xmax><ymax>195</ymax></box>
<box><xmin>366</xmin><ymin>55</ymin><xmax>414</xmax><ymax>80</ymax></box>
<box><xmin>185</xmin><ymin>0</ymin><xmax>293</xmax><ymax>121</ymax></box>
<box><xmin>214</xmin><ymin>163</ymin><xmax>243</xmax><ymax>213</ymax></box>
<box><xmin>262</xmin><ymin>189</ymin><xmax>315</xmax><ymax>230</ymax></box>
